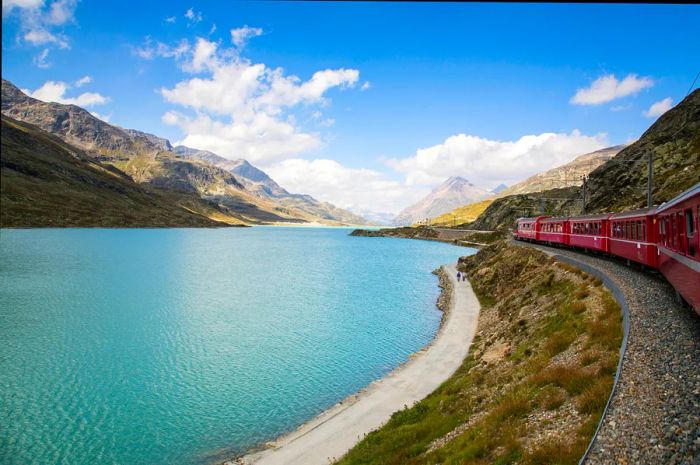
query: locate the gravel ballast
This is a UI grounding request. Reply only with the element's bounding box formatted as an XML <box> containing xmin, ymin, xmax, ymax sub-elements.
<box><xmin>516</xmin><ymin>241</ymin><xmax>700</xmax><ymax>465</ymax></box>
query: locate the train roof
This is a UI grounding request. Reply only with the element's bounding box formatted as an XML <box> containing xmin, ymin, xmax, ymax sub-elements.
<box><xmin>516</xmin><ymin>216</ymin><xmax>549</xmax><ymax>222</ymax></box>
<box><xmin>609</xmin><ymin>206</ymin><xmax>656</xmax><ymax>220</ymax></box>
<box><xmin>655</xmin><ymin>182</ymin><xmax>700</xmax><ymax>214</ymax></box>
<box><xmin>568</xmin><ymin>213</ymin><xmax>614</xmax><ymax>221</ymax></box>
<box><xmin>540</xmin><ymin>216</ymin><xmax>570</xmax><ymax>223</ymax></box>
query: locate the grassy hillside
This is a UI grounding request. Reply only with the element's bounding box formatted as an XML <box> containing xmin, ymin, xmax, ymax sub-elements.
<box><xmin>429</xmin><ymin>199</ymin><xmax>493</xmax><ymax>227</ymax></box>
<box><xmin>338</xmin><ymin>243</ymin><xmax>622</xmax><ymax>465</ymax></box>
<box><xmin>1</xmin><ymin>116</ymin><xmax>244</xmax><ymax>227</ymax></box>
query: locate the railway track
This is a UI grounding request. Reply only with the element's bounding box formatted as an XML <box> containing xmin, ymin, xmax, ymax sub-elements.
<box><xmin>514</xmin><ymin>240</ymin><xmax>700</xmax><ymax>465</ymax></box>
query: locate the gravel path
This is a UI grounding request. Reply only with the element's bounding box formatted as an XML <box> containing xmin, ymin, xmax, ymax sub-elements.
<box><xmin>516</xmin><ymin>241</ymin><xmax>700</xmax><ymax>465</ymax></box>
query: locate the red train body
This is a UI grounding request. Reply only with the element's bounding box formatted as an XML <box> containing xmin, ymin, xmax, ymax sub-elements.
<box><xmin>608</xmin><ymin>208</ymin><xmax>657</xmax><ymax>268</ymax></box>
<box><xmin>655</xmin><ymin>184</ymin><xmax>700</xmax><ymax>311</ymax></box>
<box><xmin>513</xmin><ymin>182</ymin><xmax>700</xmax><ymax>314</ymax></box>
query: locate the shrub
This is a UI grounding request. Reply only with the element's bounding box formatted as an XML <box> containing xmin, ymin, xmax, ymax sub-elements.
<box><xmin>533</xmin><ymin>364</ymin><xmax>596</xmax><ymax>395</ymax></box>
<box><xmin>576</xmin><ymin>376</ymin><xmax>614</xmax><ymax>414</ymax></box>
<box><xmin>537</xmin><ymin>386</ymin><xmax>567</xmax><ymax>410</ymax></box>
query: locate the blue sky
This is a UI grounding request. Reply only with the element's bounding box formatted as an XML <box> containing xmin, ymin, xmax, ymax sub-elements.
<box><xmin>2</xmin><ymin>1</ymin><xmax>699</xmax><ymax>215</ymax></box>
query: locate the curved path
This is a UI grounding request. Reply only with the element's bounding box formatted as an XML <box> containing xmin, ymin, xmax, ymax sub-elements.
<box><xmin>235</xmin><ymin>264</ymin><xmax>480</xmax><ymax>465</ymax></box>
<box><xmin>515</xmin><ymin>241</ymin><xmax>700</xmax><ymax>465</ymax></box>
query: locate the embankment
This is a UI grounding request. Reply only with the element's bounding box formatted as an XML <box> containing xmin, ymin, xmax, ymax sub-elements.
<box><xmin>337</xmin><ymin>242</ymin><xmax>623</xmax><ymax>465</ymax></box>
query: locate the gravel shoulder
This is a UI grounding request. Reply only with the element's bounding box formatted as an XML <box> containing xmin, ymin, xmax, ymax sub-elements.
<box><xmin>515</xmin><ymin>240</ymin><xmax>700</xmax><ymax>465</ymax></box>
<box><xmin>234</xmin><ymin>264</ymin><xmax>481</xmax><ymax>465</ymax></box>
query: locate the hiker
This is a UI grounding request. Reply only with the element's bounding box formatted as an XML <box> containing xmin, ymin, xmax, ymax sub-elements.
<box><xmin>456</xmin><ymin>271</ymin><xmax>462</xmax><ymax>281</ymax></box>
<box><xmin>462</xmin><ymin>274</ymin><xmax>467</xmax><ymax>282</ymax></box>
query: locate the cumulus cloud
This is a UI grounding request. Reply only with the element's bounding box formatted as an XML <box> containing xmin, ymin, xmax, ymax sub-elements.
<box><xmin>387</xmin><ymin>130</ymin><xmax>610</xmax><ymax>189</ymax></box>
<box><xmin>165</xmin><ymin>16</ymin><xmax>176</xmax><ymax>24</ymax></box>
<box><xmin>643</xmin><ymin>97</ymin><xmax>673</xmax><ymax>118</ymax></box>
<box><xmin>4</xmin><ymin>0</ymin><xmax>76</xmax><ymax>53</ymax></box>
<box><xmin>361</xmin><ymin>81</ymin><xmax>371</xmax><ymax>91</ymax></box>
<box><xmin>266</xmin><ymin>159</ymin><xmax>428</xmax><ymax>214</ymax></box>
<box><xmin>150</xmin><ymin>32</ymin><xmax>359</xmax><ymax>163</ymax></box>
<box><xmin>571</xmin><ymin>74</ymin><xmax>654</xmax><ymax>105</ymax></box>
<box><xmin>23</xmin><ymin>80</ymin><xmax>109</xmax><ymax>107</ymax></box>
<box><xmin>231</xmin><ymin>25</ymin><xmax>263</xmax><ymax>48</ymax></box>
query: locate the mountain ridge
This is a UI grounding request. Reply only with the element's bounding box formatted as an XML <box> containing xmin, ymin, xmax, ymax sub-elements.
<box><xmin>1</xmin><ymin>78</ymin><xmax>369</xmax><ymax>226</ymax></box>
<box><xmin>393</xmin><ymin>176</ymin><xmax>493</xmax><ymax>226</ymax></box>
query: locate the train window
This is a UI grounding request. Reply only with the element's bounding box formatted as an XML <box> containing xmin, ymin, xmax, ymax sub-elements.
<box><xmin>686</xmin><ymin>209</ymin><xmax>694</xmax><ymax>236</ymax></box>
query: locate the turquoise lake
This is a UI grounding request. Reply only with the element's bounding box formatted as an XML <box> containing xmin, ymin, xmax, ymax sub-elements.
<box><xmin>0</xmin><ymin>227</ymin><xmax>471</xmax><ymax>465</ymax></box>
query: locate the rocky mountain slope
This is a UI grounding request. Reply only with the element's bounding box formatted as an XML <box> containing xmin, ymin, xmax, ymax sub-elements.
<box><xmin>466</xmin><ymin>88</ymin><xmax>700</xmax><ymax>231</ymax></box>
<box><xmin>174</xmin><ymin>145</ymin><xmax>370</xmax><ymax>225</ymax></box>
<box><xmin>1</xmin><ymin>78</ymin><xmax>365</xmax><ymax>225</ymax></box>
<box><xmin>1</xmin><ymin>115</ymin><xmax>241</xmax><ymax>227</ymax></box>
<box><xmin>580</xmin><ymin>88</ymin><xmax>700</xmax><ymax>213</ymax></box>
<box><xmin>393</xmin><ymin>176</ymin><xmax>493</xmax><ymax>226</ymax></box>
<box><xmin>497</xmin><ymin>145</ymin><xmax>625</xmax><ymax>198</ymax></box>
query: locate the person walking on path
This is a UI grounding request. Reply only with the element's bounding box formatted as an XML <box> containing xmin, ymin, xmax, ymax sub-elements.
<box><xmin>456</xmin><ymin>271</ymin><xmax>462</xmax><ymax>282</ymax></box>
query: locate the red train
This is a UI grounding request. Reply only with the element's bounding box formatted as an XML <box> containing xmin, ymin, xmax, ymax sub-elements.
<box><xmin>513</xmin><ymin>183</ymin><xmax>700</xmax><ymax>314</ymax></box>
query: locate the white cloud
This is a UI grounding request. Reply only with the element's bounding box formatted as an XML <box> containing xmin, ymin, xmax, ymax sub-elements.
<box><xmin>266</xmin><ymin>159</ymin><xmax>427</xmax><ymax>214</ymax></box>
<box><xmin>387</xmin><ymin>130</ymin><xmax>610</xmax><ymax>189</ymax></box>
<box><xmin>165</xmin><ymin>111</ymin><xmax>321</xmax><ymax>162</ymax></box>
<box><xmin>23</xmin><ymin>28</ymin><xmax>69</xmax><ymax>48</ymax></box>
<box><xmin>184</xmin><ymin>7</ymin><xmax>202</xmax><ymax>24</ymax></box>
<box><xmin>165</xmin><ymin>16</ymin><xmax>176</xmax><ymax>23</ymax></box>
<box><xmin>90</xmin><ymin>111</ymin><xmax>111</xmax><ymax>123</ymax></box>
<box><xmin>155</xmin><ymin>34</ymin><xmax>359</xmax><ymax>163</ymax></box>
<box><xmin>133</xmin><ymin>37</ymin><xmax>190</xmax><ymax>60</ymax></box>
<box><xmin>2</xmin><ymin>0</ymin><xmax>43</xmax><ymax>13</ymax></box>
<box><xmin>643</xmin><ymin>97</ymin><xmax>673</xmax><ymax>118</ymax></box>
<box><xmin>74</xmin><ymin>75</ymin><xmax>91</xmax><ymax>87</ymax></box>
<box><xmin>45</xmin><ymin>0</ymin><xmax>75</xmax><ymax>25</ymax></box>
<box><xmin>230</xmin><ymin>25</ymin><xmax>262</xmax><ymax>48</ymax></box>
<box><xmin>182</xmin><ymin>37</ymin><xmax>219</xmax><ymax>73</ymax></box>
<box><xmin>209</xmin><ymin>23</ymin><xmax>216</xmax><ymax>35</ymax></box>
<box><xmin>33</xmin><ymin>48</ymin><xmax>50</xmax><ymax>68</ymax></box>
<box><xmin>4</xmin><ymin>0</ymin><xmax>76</xmax><ymax>53</ymax></box>
<box><xmin>23</xmin><ymin>80</ymin><xmax>109</xmax><ymax>107</ymax></box>
<box><xmin>361</xmin><ymin>81</ymin><xmax>371</xmax><ymax>91</ymax></box>
<box><xmin>571</xmin><ymin>74</ymin><xmax>654</xmax><ymax>105</ymax></box>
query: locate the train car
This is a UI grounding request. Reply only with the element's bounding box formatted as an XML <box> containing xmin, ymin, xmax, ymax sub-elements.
<box><xmin>539</xmin><ymin>216</ymin><xmax>570</xmax><ymax>246</ymax></box>
<box><xmin>514</xmin><ymin>216</ymin><xmax>548</xmax><ymax>241</ymax></box>
<box><xmin>568</xmin><ymin>213</ymin><xmax>613</xmax><ymax>253</ymax></box>
<box><xmin>655</xmin><ymin>183</ymin><xmax>700</xmax><ymax>313</ymax></box>
<box><xmin>608</xmin><ymin>207</ymin><xmax>657</xmax><ymax>268</ymax></box>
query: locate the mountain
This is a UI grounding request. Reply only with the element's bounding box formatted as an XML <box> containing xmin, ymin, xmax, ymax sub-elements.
<box><xmin>496</xmin><ymin>145</ymin><xmax>625</xmax><ymax>198</ymax></box>
<box><xmin>580</xmin><ymin>89</ymin><xmax>700</xmax><ymax>213</ymax></box>
<box><xmin>467</xmin><ymin>88</ymin><xmax>700</xmax><ymax>231</ymax></box>
<box><xmin>1</xmin><ymin>78</ymin><xmax>357</xmax><ymax>225</ymax></box>
<box><xmin>491</xmin><ymin>183</ymin><xmax>508</xmax><ymax>194</ymax></box>
<box><xmin>1</xmin><ymin>115</ymin><xmax>242</xmax><ymax>227</ymax></box>
<box><xmin>393</xmin><ymin>176</ymin><xmax>493</xmax><ymax>226</ymax></box>
<box><xmin>174</xmin><ymin>145</ymin><xmax>370</xmax><ymax>225</ymax></box>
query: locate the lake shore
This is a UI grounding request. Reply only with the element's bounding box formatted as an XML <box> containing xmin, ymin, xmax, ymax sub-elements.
<box><xmin>232</xmin><ymin>263</ymin><xmax>481</xmax><ymax>465</ymax></box>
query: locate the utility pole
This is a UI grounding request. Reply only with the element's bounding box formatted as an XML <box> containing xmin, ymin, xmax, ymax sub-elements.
<box><xmin>647</xmin><ymin>151</ymin><xmax>654</xmax><ymax>208</ymax></box>
<box><xmin>540</xmin><ymin>193</ymin><xmax>545</xmax><ymax>215</ymax></box>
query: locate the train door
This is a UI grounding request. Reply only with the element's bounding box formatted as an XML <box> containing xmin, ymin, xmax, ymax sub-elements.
<box><xmin>686</xmin><ymin>208</ymin><xmax>697</xmax><ymax>258</ymax></box>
